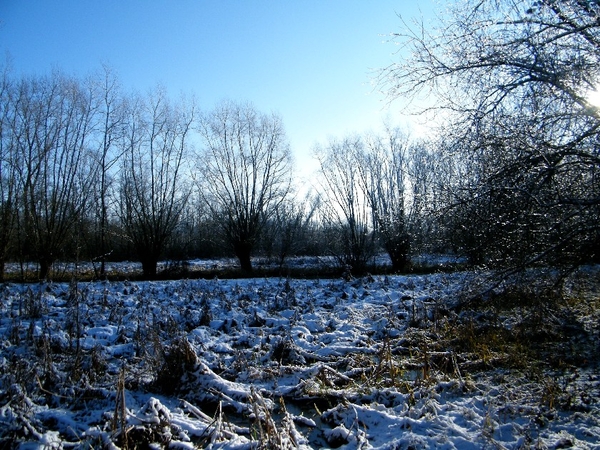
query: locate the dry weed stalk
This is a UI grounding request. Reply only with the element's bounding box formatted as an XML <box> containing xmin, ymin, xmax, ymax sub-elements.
<box><xmin>249</xmin><ymin>387</ymin><xmax>300</xmax><ymax>449</ymax></box>
<box><xmin>112</xmin><ymin>366</ymin><xmax>129</xmax><ymax>448</ymax></box>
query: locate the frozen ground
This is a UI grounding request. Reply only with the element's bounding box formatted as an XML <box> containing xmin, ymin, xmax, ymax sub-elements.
<box><xmin>4</xmin><ymin>256</ymin><xmax>339</xmax><ymax>279</ymax></box>
<box><xmin>3</xmin><ymin>253</ymin><xmax>465</xmax><ymax>280</ymax></box>
<box><xmin>0</xmin><ymin>266</ymin><xmax>598</xmax><ymax>448</ymax></box>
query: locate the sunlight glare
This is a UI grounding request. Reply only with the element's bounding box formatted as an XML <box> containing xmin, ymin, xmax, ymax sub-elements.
<box><xmin>587</xmin><ymin>87</ymin><xmax>600</xmax><ymax>107</ymax></box>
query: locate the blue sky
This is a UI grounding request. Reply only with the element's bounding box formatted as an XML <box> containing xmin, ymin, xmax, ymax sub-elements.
<box><xmin>0</xmin><ymin>0</ymin><xmax>435</xmax><ymax>178</ymax></box>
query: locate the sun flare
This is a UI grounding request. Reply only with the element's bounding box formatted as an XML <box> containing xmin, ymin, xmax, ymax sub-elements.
<box><xmin>587</xmin><ymin>88</ymin><xmax>600</xmax><ymax>107</ymax></box>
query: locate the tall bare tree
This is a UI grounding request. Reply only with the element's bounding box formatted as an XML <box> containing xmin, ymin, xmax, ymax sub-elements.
<box><xmin>118</xmin><ymin>88</ymin><xmax>195</xmax><ymax>278</ymax></box>
<box><xmin>198</xmin><ymin>101</ymin><xmax>292</xmax><ymax>272</ymax></box>
<box><xmin>380</xmin><ymin>0</ymin><xmax>600</xmax><ymax>268</ymax></box>
<box><xmin>316</xmin><ymin>135</ymin><xmax>376</xmax><ymax>274</ymax></box>
<box><xmin>11</xmin><ymin>72</ymin><xmax>96</xmax><ymax>279</ymax></box>
<box><xmin>405</xmin><ymin>140</ymin><xmax>440</xmax><ymax>253</ymax></box>
<box><xmin>0</xmin><ymin>67</ymin><xmax>18</xmax><ymax>280</ymax></box>
<box><xmin>359</xmin><ymin>126</ymin><xmax>411</xmax><ymax>272</ymax></box>
<box><xmin>91</xmin><ymin>65</ymin><xmax>126</xmax><ymax>277</ymax></box>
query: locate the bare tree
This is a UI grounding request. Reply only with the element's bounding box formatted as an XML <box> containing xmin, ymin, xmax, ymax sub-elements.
<box><xmin>11</xmin><ymin>72</ymin><xmax>96</xmax><ymax>279</ymax></box>
<box><xmin>91</xmin><ymin>65</ymin><xmax>126</xmax><ymax>277</ymax></box>
<box><xmin>198</xmin><ymin>101</ymin><xmax>292</xmax><ymax>272</ymax></box>
<box><xmin>380</xmin><ymin>0</ymin><xmax>600</xmax><ymax>268</ymax></box>
<box><xmin>405</xmin><ymin>139</ymin><xmax>440</xmax><ymax>253</ymax></box>
<box><xmin>261</xmin><ymin>194</ymin><xmax>319</xmax><ymax>268</ymax></box>
<box><xmin>315</xmin><ymin>135</ymin><xmax>376</xmax><ymax>274</ymax></box>
<box><xmin>0</xmin><ymin>66</ymin><xmax>18</xmax><ymax>280</ymax></box>
<box><xmin>359</xmin><ymin>126</ymin><xmax>411</xmax><ymax>272</ymax></box>
<box><xmin>117</xmin><ymin>88</ymin><xmax>195</xmax><ymax>278</ymax></box>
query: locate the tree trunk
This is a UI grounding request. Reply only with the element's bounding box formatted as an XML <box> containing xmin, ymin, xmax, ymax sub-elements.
<box><xmin>141</xmin><ymin>257</ymin><xmax>158</xmax><ymax>279</ymax></box>
<box><xmin>234</xmin><ymin>242</ymin><xmax>253</xmax><ymax>272</ymax></box>
<box><xmin>39</xmin><ymin>258</ymin><xmax>52</xmax><ymax>280</ymax></box>
<box><xmin>386</xmin><ymin>237</ymin><xmax>410</xmax><ymax>273</ymax></box>
<box><xmin>100</xmin><ymin>164</ymin><xmax>108</xmax><ymax>278</ymax></box>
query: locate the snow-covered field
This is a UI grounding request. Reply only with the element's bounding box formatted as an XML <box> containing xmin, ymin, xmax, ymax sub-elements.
<box><xmin>0</xmin><ymin>266</ymin><xmax>598</xmax><ymax>448</ymax></box>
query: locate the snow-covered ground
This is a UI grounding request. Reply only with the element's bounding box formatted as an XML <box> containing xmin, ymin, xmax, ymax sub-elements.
<box><xmin>3</xmin><ymin>253</ymin><xmax>465</xmax><ymax>280</ymax></box>
<box><xmin>0</xmin><ymin>267</ymin><xmax>598</xmax><ymax>448</ymax></box>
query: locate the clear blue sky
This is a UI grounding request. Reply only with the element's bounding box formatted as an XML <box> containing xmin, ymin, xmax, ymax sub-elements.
<box><xmin>0</xmin><ymin>0</ymin><xmax>435</xmax><ymax>179</ymax></box>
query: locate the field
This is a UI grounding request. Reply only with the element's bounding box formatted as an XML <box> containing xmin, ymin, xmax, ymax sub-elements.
<box><xmin>0</xmin><ymin>260</ymin><xmax>599</xmax><ymax>448</ymax></box>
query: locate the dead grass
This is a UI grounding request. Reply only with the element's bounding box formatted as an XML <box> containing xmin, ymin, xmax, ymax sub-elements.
<box><xmin>445</xmin><ymin>275</ymin><xmax>600</xmax><ymax>374</ymax></box>
<box><xmin>154</xmin><ymin>337</ymin><xmax>198</xmax><ymax>395</ymax></box>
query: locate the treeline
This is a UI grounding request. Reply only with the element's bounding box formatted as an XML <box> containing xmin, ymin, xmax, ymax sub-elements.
<box><xmin>0</xmin><ymin>65</ymin><xmax>435</xmax><ymax>280</ymax></box>
<box><xmin>0</xmin><ymin>66</ymin><xmax>435</xmax><ymax>280</ymax></box>
<box><xmin>3</xmin><ymin>0</ymin><xmax>600</xmax><ymax>285</ymax></box>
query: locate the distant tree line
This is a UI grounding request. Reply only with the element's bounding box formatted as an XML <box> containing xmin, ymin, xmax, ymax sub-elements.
<box><xmin>0</xmin><ymin>67</ymin><xmax>294</xmax><ymax>279</ymax></box>
<box><xmin>1</xmin><ymin>0</ymin><xmax>599</xmax><ymax>280</ymax></box>
<box><xmin>0</xmin><ymin>65</ymin><xmax>434</xmax><ymax>280</ymax></box>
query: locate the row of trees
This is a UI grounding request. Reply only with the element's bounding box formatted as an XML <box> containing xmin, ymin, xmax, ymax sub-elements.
<box><xmin>2</xmin><ymin>0</ymin><xmax>598</xmax><ymax>279</ymax></box>
<box><xmin>0</xmin><ymin>64</ymin><xmax>441</xmax><ymax>280</ymax></box>
<box><xmin>0</xmin><ymin>67</ymin><xmax>300</xmax><ymax>279</ymax></box>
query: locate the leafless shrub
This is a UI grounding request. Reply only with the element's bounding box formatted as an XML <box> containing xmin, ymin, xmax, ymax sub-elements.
<box><xmin>154</xmin><ymin>337</ymin><xmax>198</xmax><ymax>395</ymax></box>
<box><xmin>21</xmin><ymin>286</ymin><xmax>45</xmax><ymax>319</ymax></box>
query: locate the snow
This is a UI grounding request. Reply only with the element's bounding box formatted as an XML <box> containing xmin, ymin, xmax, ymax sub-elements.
<box><xmin>0</xmin><ymin>263</ymin><xmax>598</xmax><ymax>448</ymax></box>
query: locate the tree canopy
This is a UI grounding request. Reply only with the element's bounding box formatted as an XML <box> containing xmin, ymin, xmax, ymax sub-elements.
<box><xmin>381</xmin><ymin>0</ymin><xmax>600</xmax><ymax>268</ymax></box>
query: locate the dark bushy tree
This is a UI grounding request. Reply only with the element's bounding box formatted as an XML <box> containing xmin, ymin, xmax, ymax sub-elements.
<box><xmin>381</xmin><ymin>0</ymin><xmax>600</xmax><ymax>269</ymax></box>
